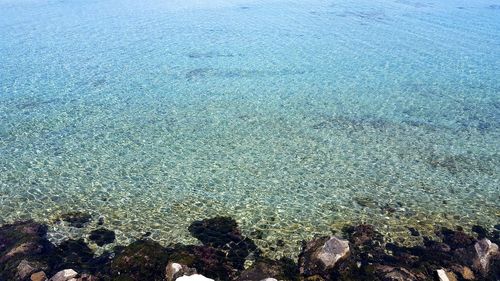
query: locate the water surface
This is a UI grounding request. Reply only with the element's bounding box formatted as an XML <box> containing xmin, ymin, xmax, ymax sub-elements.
<box><xmin>0</xmin><ymin>0</ymin><xmax>499</xmax><ymax>257</ymax></box>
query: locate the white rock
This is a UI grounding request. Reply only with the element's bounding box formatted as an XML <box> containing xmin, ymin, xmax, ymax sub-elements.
<box><xmin>171</xmin><ymin>263</ymin><xmax>183</xmax><ymax>273</ymax></box>
<box><xmin>49</xmin><ymin>269</ymin><xmax>77</xmax><ymax>281</ymax></box>
<box><xmin>165</xmin><ymin>262</ymin><xmax>184</xmax><ymax>281</ymax></box>
<box><xmin>176</xmin><ymin>274</ymin><xmax>214</xmax><ymax>281</ymax></box>
<box><xmin>260</xmin><ymin>279</ymin><xmax>278</xmax><ymax>281</ymax></box>
<box><xmin>436</xmin><ymin>269</ymin><xmax>450</xmax><ymax>281</ymax></box>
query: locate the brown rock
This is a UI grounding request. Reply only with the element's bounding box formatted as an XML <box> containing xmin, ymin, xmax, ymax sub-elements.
<box><xmin>374</xmin><ymin>265</ymin><xmax>420</xmax><ymax>281</ymax></box>
<box><xmin>31</xmin><ymin>271</ymin><xmax>47</xmax><ymax>281</ymax></box>
<box><xmin>461</xmin><ymin>266</ymin><xmax>475</xmax><ymax>280</ymax></box>
<box><xmin>1</xmin><ymin>242</ymin><xmax>42</xmax><ymax>262</ymax></box>
<box><xmin>76</xmin><ymin>273</ymin><xmax>98</xmax><ymax>281</ymax></box>
<box><xmin>16</xmin><ymin>260</ymin><xmax>39</xmax><ymax>280</ymax></box>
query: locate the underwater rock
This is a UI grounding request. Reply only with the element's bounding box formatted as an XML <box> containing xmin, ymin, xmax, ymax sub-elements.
<box><xmin>343</xmin><ymin>224</ymin><xmax>384</xmax><ymax>250</ymax></box>
<box><xmin>188</xmin><ymin>217</ymin><xmax>260</xmax><ymax>271</ymax></box>
<box><xmin>110</xmin><ymin>239</ymin><xmax>168</xmax><ymax>280</ymax></box>
<box><xmin>30</xmin><ymin>271</ymin><xmax>48</xmax><ymax>281</ymax></box>
<box><xmin>48</xmin><ymin>269</ymin><xmax>77</xmax><ymax>281</ymax></box>
<box><xmin>58</xmin><ymin>212</ymin><xmax>91</xmax><ymax>228</ymax></box>
<box><xmin>438</xmin><ymin>227</ymin><xmax>476</xmax><ymax>250</ymax></box>
<box><xmin>88</xmin><ymin>228</ymin><xmax>115</xmax><ymax>246</ymax></box>
<box><xmin>188</xmin><ymin>217</ymin><xmax>242</xmax><ymax>247</ymax></box>
<box><xmin>408</xmin><ymin>227</ymin><xmax>420</xmax><ymax>237</ymax></box>
<box><xmin>471</xmin><ymin>225</ymin><xmax>488</xmax><ymax>239</ymax></box>
<box><xmin>298</xmin><ymin>236</ymin><xmax>350</xmax><ymax>277</ymax></box>
<box><xmin>165</xmin><ymin>262</ymin><xmax>197</xmax><ymax>281</ymax></box>
<box><xmin>176</xmin><ymin>274</ymin><xmax>214</xmax><ymax>281</ymax></box>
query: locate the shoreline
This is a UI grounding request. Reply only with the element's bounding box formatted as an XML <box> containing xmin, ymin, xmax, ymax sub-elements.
<box><xmin>0</xmin><ymin>216</ymin><xmax>498</xmax><ymax>281</ymax></box>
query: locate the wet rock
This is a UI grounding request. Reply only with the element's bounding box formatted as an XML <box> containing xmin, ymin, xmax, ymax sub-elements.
<box><xmin>48</xmin><ymin>269</ymin><xmax>77</xmax><ymax>281</ymax></box>
<box><xmin>88</xmin><ymin>228</ymin><xmax>115</xmax><ymax>246</ymax></box>
<box><xmin>188</xmin><ymin>217</ymin><xmax>260</xmax><ymax>270</ymax></box>
<box><xmin>58</xmin><ymin>212</ymin><xmax>91</xmax><ymax>228</ymax></box>
<box><xmin>166</xmin><ymin>244</ymin><xmax>238</xmax><ymax>280</ymax></box>
<box><xmin>0</xmin><ymin>221</ymin><xmax>53</xmax><ymax>280</ymax></box>
<box><xmin>110</xmin><ymin>239</ymin><xmax>168</xmax><ymax>280</ymax></box>
<box><xmin>471</xmin><ymin>225</ymin><xmax>488</xmax><ymax>239</ymax></box>
<box><xmin>236</xmin><ymin>258</ymin><xmax>298</xmax><ymax>281</ymax></box>
<box><xmin>165</xmin><ymin>262</ymin><xmax>197</xmax><ymax>281</ymax></box>
<box><xmin>31</xmin><ymin>271</ymin><xmax>48</xmax><ymax>281</ymax></box>
<box><xmin>373</xmin><ymin>265</ymin><xmax>421</xmax><ymax>281</ymax></box>
<box><xmin>298</xmin><ymin>236</ymin><xmax>350</xmax><ymax>277</ymax></box>
<box><xmin>439</xmin><ymin>228</ymin><xmax>476</xmax><ymax>250</ymax></box>
<box><xmin>75</xmin><ymin>274</ymin><xmax>98</xmax><ymax>281</ymax></box>
<box><xmin>188</xmin><ymin>217</ymin><xmax>242</xmax><ymax>248</ymax></box>
<box><xmin>471</xmin><ymin>238</ymin><xmax>499</xmax><ymax>275</ymax></box>
<box><xmin>16</xmin><ymin>259</ymin><xmax>46</xmax><ymax>280</ymax></box>
<box><xmin>49</xmin><ymin>239</ymin><xmax>96</xmax><ymax>273</ymax></box>
<box><xmin>2</xmin><ymin>242</ymin><xmax>44</xmax><ymax>262</ymax></box>
<box><xmin>176</xmin><ymin>274</ymin><xmax>214</xmax><ymax>281</ymax></box>
<box><xmin>343</xmin><ymin>224</ymin><xmax>383</xmax><ymax>249</ymax></box>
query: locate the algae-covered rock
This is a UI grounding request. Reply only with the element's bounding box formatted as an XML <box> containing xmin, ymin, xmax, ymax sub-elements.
<box><xmin>0</xmin><ymin>221</ymin><xmax>53</xmax><ymax>281</ymax></box>
<box><xmin>236</xmin><ymin>258</ymin><xmax>299</xmax><ymax>281</ymax></box>
<box><xmin>188</xmin><ymin>217</ymin><xmax>260</xmax><ymax>271</ymax></box>
<box><xmin>58</xmin><ymin>212</ymin><xmax>92</xmax><ymax>228</ymax></box>
<box><xmin>166</xmin><ymin>244</ymin><xmax>238</xmax><ymax>281</ymax></box>
<box><xmin>110</xmin><ymin>239</ymin><xmax>168</xmax><ymax>280</ymax></box>
<box><xmin>188</xmin><ymin>217</ymin><xmax>242</xmax><ymax>248</ymax></box>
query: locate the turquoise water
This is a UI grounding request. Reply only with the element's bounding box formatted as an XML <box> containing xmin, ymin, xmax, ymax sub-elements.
<box><xmin>0</xmin><ymin>0</ymin><xmax>499</xmax><ymax>258</ymax></box>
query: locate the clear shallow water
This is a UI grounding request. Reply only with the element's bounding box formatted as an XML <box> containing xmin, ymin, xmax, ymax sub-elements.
<box><xmin>0</xmin><ymin>0</ymin><xmax>499</xmax><ymax>258</ymax></box>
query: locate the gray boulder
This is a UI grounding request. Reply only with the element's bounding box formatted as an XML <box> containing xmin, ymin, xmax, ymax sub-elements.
<box><xmin>298</xmin><ymin>236</ymin><xmax>350</xmax><ymax>276</ymax></box>
<box><xmin>472</xmin><ymin>238</ymin><xmax>499</xmax><ymax>275</ymax></box>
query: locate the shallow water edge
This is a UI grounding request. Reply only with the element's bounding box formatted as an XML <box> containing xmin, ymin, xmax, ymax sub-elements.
<box><xmin>0</xmin><ymin>215</ymin><xmax>498</xmax><ymax>281</ymax></box>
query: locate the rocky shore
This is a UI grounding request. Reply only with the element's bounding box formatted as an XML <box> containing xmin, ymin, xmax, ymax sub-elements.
<box><xmin>0</xmin><ymin>216</ymin><xmax>498</xmax><ymax>281</ymax></box>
